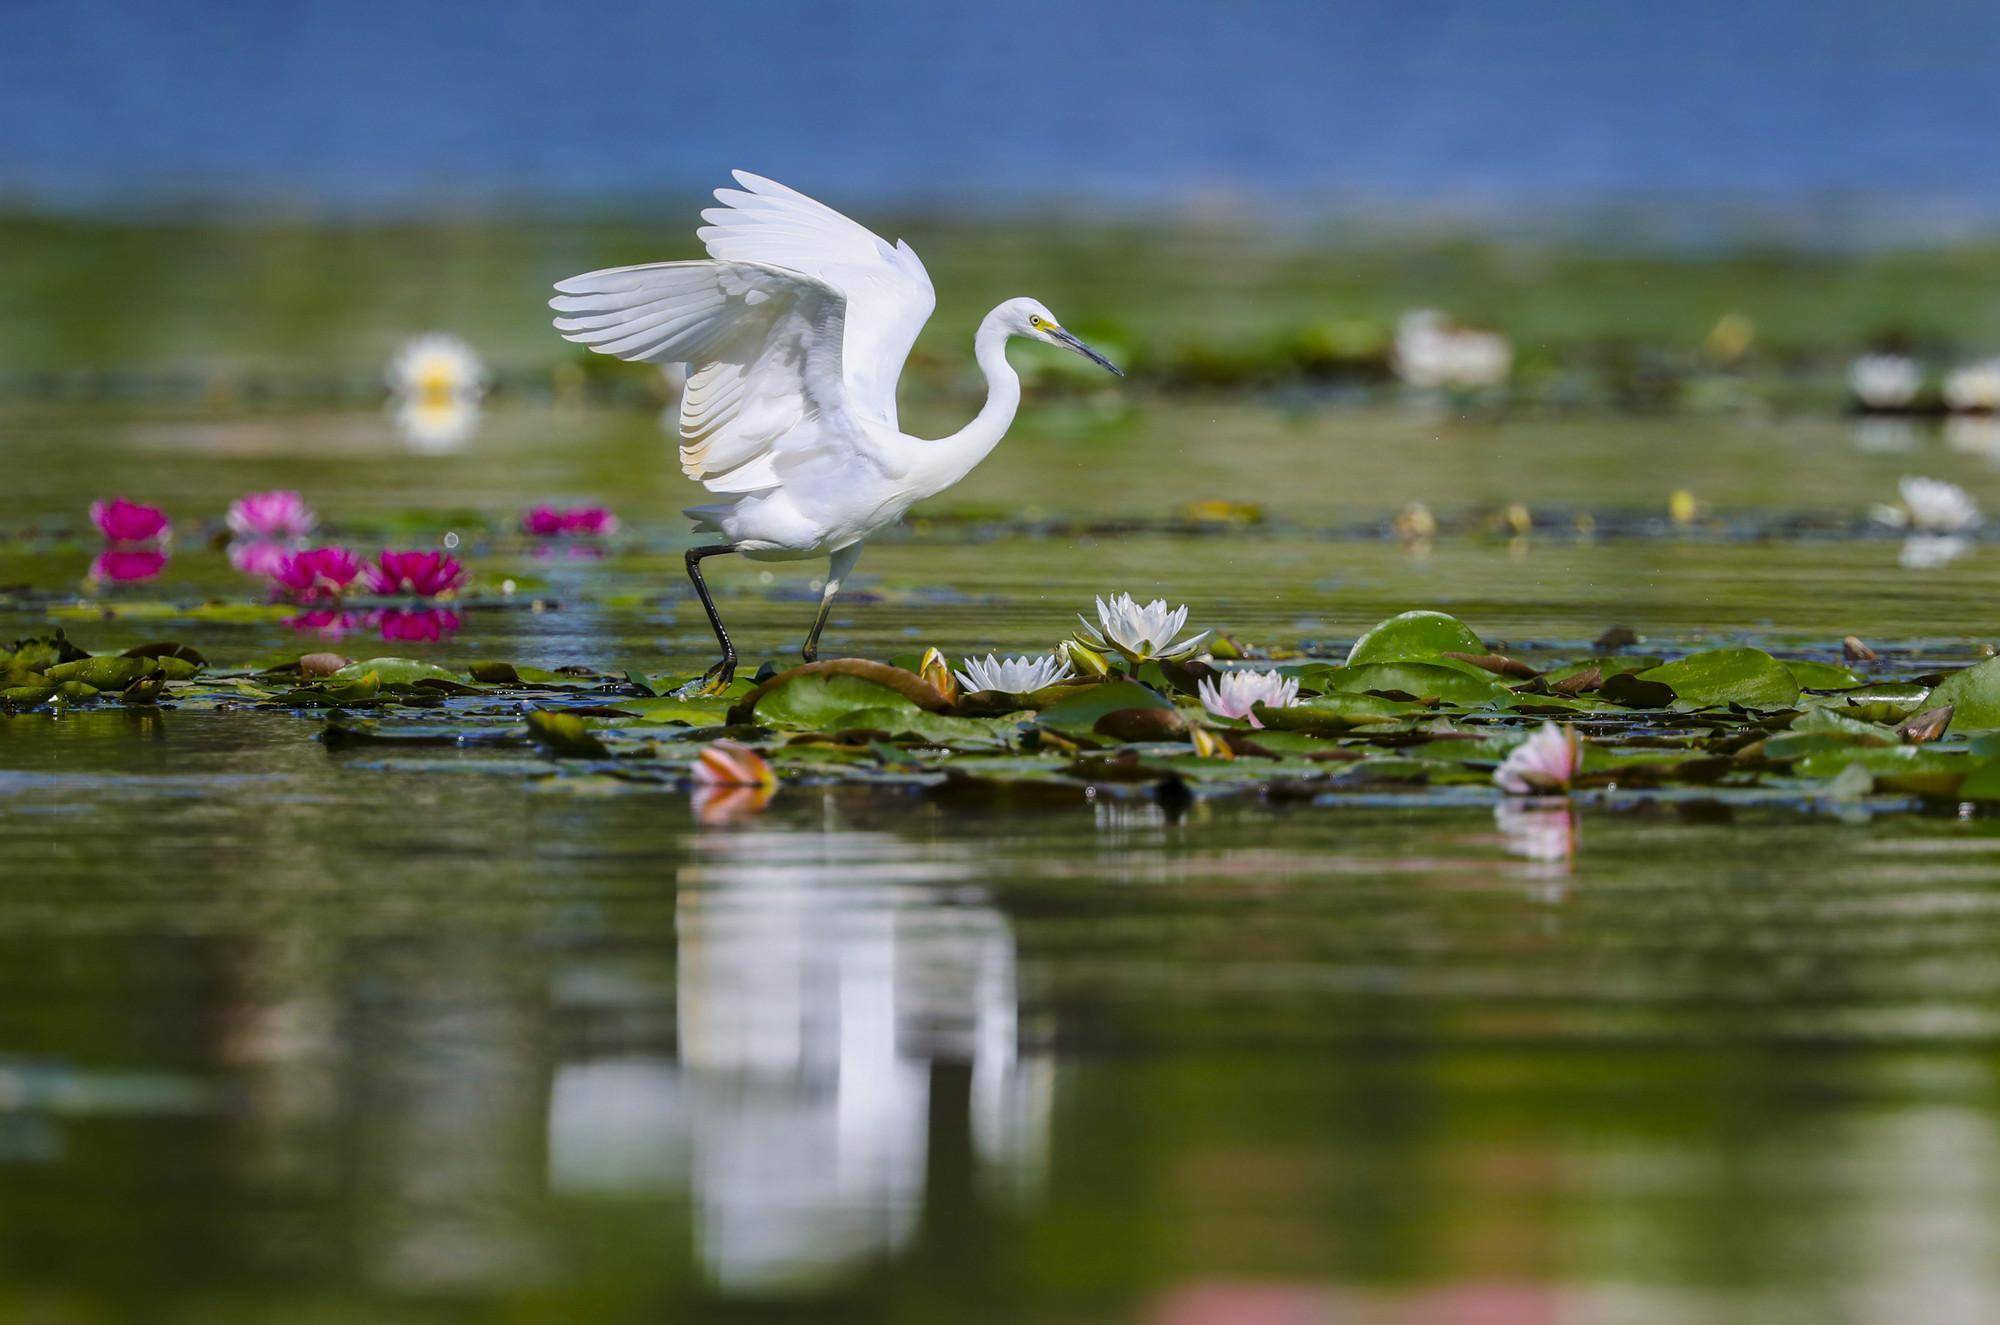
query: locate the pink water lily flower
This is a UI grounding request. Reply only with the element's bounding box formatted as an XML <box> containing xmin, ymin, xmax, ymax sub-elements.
<box><xmin>89</xmin><ymin>548</ymin><xmax>168</xmax><ymax>583</ymax></box>
<box><xmin>362</xmin><ymin>550</ymin><xmax>467</xmax><ymax>597</ymax></box>
<box><xmin>1493</xmin><ymin>722</ymin><xmax>1584</xmax><ymax>795</ymax></box>
<box><xmin>89</xmin><ymin>497</ymin><xmax>169</xmax><ymax>544</ymax></box>
<box><xmin>272</xmin><ymin>546</ymin><xmax>362</xmax><ymax>601</ymax></box>
<box><xmin>226</xmin><ymin>490</ymin><xmax>316</xmax><ymax>539</ymax></box>
<box><xmin>522</xmin><ymin>505</ymin><xmax>619</xmax><ymax>537</ymax></box>
<box><xmin>375</xmin><ymin>607</ymin><xmax>462</xmax><ymax>642</ymax></box>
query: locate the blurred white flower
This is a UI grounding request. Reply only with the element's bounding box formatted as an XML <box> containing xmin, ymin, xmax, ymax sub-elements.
<box><xmin>1394</xmin><ymin>309</ymin><xmax>1512</xmax><ymax>391</ymax></box>
<box><xmin>1885</xmin><ymin>476</ymin><xmax>1982</xmax><ymax>533</ymax></box>
<box><xmin>954</xmin><ymin>653</ymin><xmax>1074</xmax><ymax>695</ymax></box>
<box><xmin>1899</xmin><ymin>534</ymin><xmax>1971</xmax><ymax>570</ymax></box>
<box><xmin>1943</xmin><ymin>359</ymin><xmax>2000</xmax><ymax>413</ymax></box>
<box><xmin>1494</xmin><ymin>722</ymin><xmax>1583</xmax><ymax>795</ymax></box>
<box><xmin>1196</xmin><ymin>669</ymin><xmax>1300</xmax><ymax>728</ymax></box>
<box><xmin>388</xmin><ymin>333</ymin><xmax>487</xmax><ymax>406</ymax></box>
<box><xmin>1074</xmin><ymin>593</ymin><xmax>1210</xmax><ymax>664</ymax></box>
<box><xmin>1846</xmin><ymin>353</ymin><xmax>1921</xmax><ymax>410</ymax></box>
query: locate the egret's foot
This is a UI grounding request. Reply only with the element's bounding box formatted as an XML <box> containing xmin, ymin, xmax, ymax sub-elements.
<box><xmin>675</xmin><ymin>659</ymin><xmax>737</xmax><ymax>698</ymax></box>
<box><xmin>800</xmin><ymin>645</ymin><xmax>818</xmax><ymax>664</ymax></box>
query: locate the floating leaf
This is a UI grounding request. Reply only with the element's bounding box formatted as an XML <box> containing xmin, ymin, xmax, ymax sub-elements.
<box><xmin>732</xmin><ymin>660</ymin><xmax>947</xmax><ymax>728</ymax></box>
<box><xmin>1034</xmin><ymin>680</ymin><xmax>1173</xmax><ymax>734</ymax></box>
<box><xmin>1923</xmin><ymin>657</ymin><xmax>2000</xmax><ymax>734</ymax></box>
<box><xmin>526</xmin><ymin>709</ymin><xmax>612</xmax><ymax>759</ymax></box>
<box><xmin>42</xmin><ymin>656</ymin><xmax>153</xmax><ymax>690</ymax></box>
<box><xmin>120</xmin><ymin>641</ymin><xmax>207</xmax><ymax>666</ymax></box>
<box><xmin>1600</xmin><ymin>672</ymin><xmax>1675</xmax><ymax>709</ymax></box>
<box><xmin>1636</xmin><ymin>648</ymin><xmax>1800</xmax><ymax>710</ymax></box>
<box><xmin>1346</xmin><ymin>610</ymin><xmax>1484</xmax><ymax>666</ymax></box>
<box><xmin>1795</xmin><ymin>746</ymin><xmax>1970</xmax><ymax>796</ymax></box>
<box><xmin>1783</xmin><ymin>659</ymin><xmax>1862</xmax><ymax>690</ymax></box>
<box><xmin>1093</xmin><ymin>707</ymin><xmax>1188</xmax><ymax>742</ymax></box>
<box><xmin>1325</xmin><ymin>662</ymin><xmax>1515</xmax><ymax>707</ymax></box>
<box><xmin>336</xmin><ymin>657</ymin><xmax>465</xmax><ymax>687</ymax></box>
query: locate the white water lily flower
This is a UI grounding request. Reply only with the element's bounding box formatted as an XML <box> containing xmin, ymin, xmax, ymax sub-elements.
<box><xmin>1075</xmin><ymin>593</ymin><xmax>1211</xmax><ymax>664</ymax></box>
<box><xmin>1494</xmin><ymin>722</ymin><xmax>1583</xmax><ymax>795</ymax></box>
<box><xmin>1943</xmin><ymin>359</ymin><xmax>2000</xmax><ymax>413</ymax></box>
<box><xmin>1196</xmin><ymin>669</ymin><xmax>1300</xmax><ymax>728</ymax></box>
<box><xmin>388</xmin><ymin>333</ymin><xmax>487</xmax><ymax>405</ymax></box>
<box><xmin>954</xmin><ymin>652</ymin><xmax>1074</xmax><ymax>695</ymax></box>
<box><xmin>1847</xmin><ymin>353</ymin><xmax>1921</xmax><ymax>410</ymax></box>
<box><xmin>1898</xmin><ymin>476</ymin><xmax>1981</xmax><ymax>532</ymax></box>
<box><xmin>1394</xmin><ymin>309</ymin><xmax>1512</xmax><ymax>390</ymax></box>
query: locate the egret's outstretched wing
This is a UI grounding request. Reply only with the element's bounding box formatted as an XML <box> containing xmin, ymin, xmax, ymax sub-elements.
<box><xmin>551</xmin><ymin>259</ymin><xmax>871</xmax><ymax>494</ymax></box>
<box><xmin>698</xmin><ymin>171</ymin><xmax>935</xmax><ymax>429</ymax></box>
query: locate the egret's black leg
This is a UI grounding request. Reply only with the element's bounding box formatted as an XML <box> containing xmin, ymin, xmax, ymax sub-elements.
<box><xmin>684</xmin><ymin>544</ymin><xmax>739</xmax><ymax>692</ymax></box>
<box><xmin>802</xmin><ymin>544</ymin><xmax>863</xmax><ymax>662</ymax></box>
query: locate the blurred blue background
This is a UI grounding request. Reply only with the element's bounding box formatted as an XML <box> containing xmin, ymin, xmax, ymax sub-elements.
<box><xmin>9</xmin><ymin>0</ymin><xmax>1993</xmax><ymax>234</ymax></box>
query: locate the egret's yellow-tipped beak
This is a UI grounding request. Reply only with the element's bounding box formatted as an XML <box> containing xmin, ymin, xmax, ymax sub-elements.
<box><xmin>1049</xmin><ymin>326</ymin><xmax>1124</xmax><ymax>377</ymax></box>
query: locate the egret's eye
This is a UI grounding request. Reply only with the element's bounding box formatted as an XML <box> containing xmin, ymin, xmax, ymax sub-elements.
<box><xmin>1029</xmin><ymin>315</ymin><xmax>1042</xmax><ymax>328</ymax></box>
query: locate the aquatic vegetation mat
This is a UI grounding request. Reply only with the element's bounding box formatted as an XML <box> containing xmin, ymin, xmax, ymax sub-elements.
<box><xmin>9</xmin><ymin>606</ymin><xmax>2000</xmax><ymax>818</ymax></box>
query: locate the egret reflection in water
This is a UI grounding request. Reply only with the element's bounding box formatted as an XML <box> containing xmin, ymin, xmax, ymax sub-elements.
<box><xmin>548</xmin><ymin>811</ymin><xmax>1052</xmax><ymax>1293</ymax></box>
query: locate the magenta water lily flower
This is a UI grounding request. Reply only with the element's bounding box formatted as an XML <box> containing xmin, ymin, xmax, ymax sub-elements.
<box><xmin>89</xmin><ymin>548</ymin><xmax>168</xmax><ymax>583</ymax></box>
<box><xmin>362</xmin><ymin>550</ymin><xmax>466</xmax><ymax>597</ymax></box>
<box><xmin>272</xmin><ymin>546</ymin><xmax>362</xmax><ymax>601</ymax></box>
<box><xmin>1494</xmin><ymin>722</ymin><xmax>1585</xmax><ymax>795</ymax></box>
<box><xmin>89</xmin><ymin>497</ymin><xmax>169</xmax><ymax>544</ymax></box>
<box><xmin>226</xmin><ymin>490</ymin><xmax>316</xmax><ymax>540</ymax></box>
<box><xmin>522</xmin><ymin>505</ymin><xmax>618</xmax><ymax>537</ymax></box>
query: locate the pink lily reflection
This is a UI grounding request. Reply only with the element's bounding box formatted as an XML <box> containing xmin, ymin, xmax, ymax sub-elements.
<box><xmin>285</xmin><ymin>606</ymin><xmax>461</xmax><ymax>643</ymax></box>
<box><xmin>89</xmin><ymin>547</ymin><xmax>168</xmax><ymax>584</ymax></box>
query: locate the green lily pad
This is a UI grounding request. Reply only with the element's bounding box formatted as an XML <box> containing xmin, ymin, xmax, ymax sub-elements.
<box><xmin>741</xmin><ymin>670</ymin><xmax>923</xmax><ymax>729</ymax></box>
<box><xmin>1637</xmin><ymin>648</ymin><xmax>1800</xmax><ymax>710</ymax></box>
<box><xmin>1035</xmin><ymin>679</ymin><xmax>1173</xmax><ymax>734</ymax></box>
<box><xmin>1346</xmin><ymin>610</ymin><xmax>1484</xmax><ymax>666</ymax></box>
<box><xmin>1783</xmin><ymin>659</ymin><xmax>1863</xmax><ymax>690</ymax></box>
<box><xmin>42</xmin><ymin>656</ymin><xmax>153</xmax><ymax>690</ymax></box>
<box><xmin>1324</xmin><ymin>662</ymin><xmax>1515</xmax><ymax>707</ymax></box>
<box><xmin>336</xmin><ymin>658</ymin><xmax>466</xmax><ymax>687</ymax></box>
<box><xmin>526</xmin><ymin>709</ymin><xmax>612</xmax><ymax>759</ymax></box>
<box><xmin>1924</xmin><ymin>657</ymin><xmax>2000</xmax><ymax>734</ymax></box>
<box><xmin>1795</xmin><ymin>746</ymin><xmax>1970</xmax><ymax>796</ymax></box>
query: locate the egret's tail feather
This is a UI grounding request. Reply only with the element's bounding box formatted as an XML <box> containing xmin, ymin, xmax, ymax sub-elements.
<box><xmin>684</xmin><ymin>503</ymin><xmax>732</xmax><ymax>536</ymax></box>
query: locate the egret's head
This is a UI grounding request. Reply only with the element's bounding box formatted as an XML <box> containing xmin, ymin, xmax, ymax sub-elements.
<box><xmin>1002</xmin><ymin>297</ymin><xmax>1124</xmax><ymax>376</ymax></box>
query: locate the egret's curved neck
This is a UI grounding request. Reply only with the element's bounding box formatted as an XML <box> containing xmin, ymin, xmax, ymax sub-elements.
<box><xmin>927</xmin><ymin>306</ymin><xmax>1021</xmax><ymax>483</ymax></box>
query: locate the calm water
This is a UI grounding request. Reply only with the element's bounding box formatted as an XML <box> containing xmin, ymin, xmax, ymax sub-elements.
<box><xmin>7</xmin><ymin>397</ymin><xmax>2000</xmax><ymax>1321</ymax></box>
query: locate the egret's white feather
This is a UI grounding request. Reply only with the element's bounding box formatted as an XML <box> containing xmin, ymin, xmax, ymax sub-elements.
<box><xmin>698</xmin><ymin>170</ymin><xmax>936</xmax><ymax>429</ymax></box>
<box><xmin>553</xmin><ymin>258</ymin><xmax>887</xmax><ymax>495</ymax></box>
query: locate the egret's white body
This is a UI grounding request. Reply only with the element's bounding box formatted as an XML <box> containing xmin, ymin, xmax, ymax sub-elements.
<box><xmin>551</xmin><ymin>171</ymin><xmax>1121</xmax><ymax>684</ymax></box>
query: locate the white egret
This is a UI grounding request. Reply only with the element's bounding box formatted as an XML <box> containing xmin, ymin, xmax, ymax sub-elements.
<box><xmin>550</xmin><ymin>171</ymin><xmax>1124</xmax><ymax>689</ymax></box>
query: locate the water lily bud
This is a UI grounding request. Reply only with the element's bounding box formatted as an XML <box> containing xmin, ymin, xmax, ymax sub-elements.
<box><xmin>1061</xmin><ymin>638</ymin><xmax>1113</xmax><ymax>678</ymax></box>
<box><xmin>918</xmin><ymin>647</ymin><xmax>959</xmax><ymax>702</ymax></box>
<box><xmin>1669</xmin><ymin>490</ymin><xmax>1699</xmax><ymax>526</ymax></box>
<box><xmin>692</xmin><ymin>739</ymin><xmax>776</xmax><ymax>790</ymax></box>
